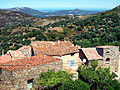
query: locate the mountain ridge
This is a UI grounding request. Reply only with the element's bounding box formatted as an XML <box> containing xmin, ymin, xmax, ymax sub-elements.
<box><xmin>0</xmin><ymin>9</ymin><xmax>37</xmax><ymax>28</ymax></box>
<box><xmin>0</xmin><ymin>5</ymin><xmax>119</xmax><ymax>55</ymax></box>
<box><xmin>8</xmin><ymin>7</ymin><xmax>99</xmax><ymax>17</ymax></box>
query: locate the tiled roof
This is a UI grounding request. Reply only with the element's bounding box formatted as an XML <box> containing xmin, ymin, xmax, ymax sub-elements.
<box><xmin>9</xmin><ymin>50</ymin><xmax>25</xmax><ymax>60</ymax></box>
<box><xmin>31</xmin><ymin>41</ymin><xmax>79</xmax><ymax>56</ymax></box>
<box><xmin>0</xmin><ymin>54</ymin><xmax>61</xmax><ymax>71</ymax></box>
<box><xmin>81</xmin><ymin>48</ymin><xmax>102</xmax><ymax>60</ymax></box>
<box><xmin>96</xmin><ymin>46</ymin><xmax>117</xmax><ymax>48</ymax></box>
<box><xmin>18</xmin><ymin>45</ymin><xmax>31</xmax><ymax>57</ymax></box>
<box><xmin>18</xmin><ymin>46</ymin><xmax>31</xmax><ymax>51</ymax></box>
<box><xmin>0</xmin><ymin>54</ymin><xmax>12</xmax><ymax>64</ymax></box>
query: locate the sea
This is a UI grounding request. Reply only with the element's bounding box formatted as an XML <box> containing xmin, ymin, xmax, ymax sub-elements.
<box><xmin>36</xmin><ymin>8</ymin><xmax>109</xmax><ymax>12</ymax></box>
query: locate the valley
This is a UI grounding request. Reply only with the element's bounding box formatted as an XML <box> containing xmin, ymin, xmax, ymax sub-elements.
<box><xmin>0</xmin><ymin>6</ymin><xmax>119</xmax><ymax>55</ymax></box>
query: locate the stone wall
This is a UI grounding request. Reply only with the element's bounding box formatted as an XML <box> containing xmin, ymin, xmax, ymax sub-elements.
<box><xmin>0</xmin><ymin>69</ymin><xmax>16</xmax><ymax>89</ymax></box>
<box><xmin>19</xmin><ymin>47</ymin><xmax>32</xmax><ymax>57</ymax></box>
<box><xmin>0</xmin><ymin>60</ymin><xmax>63</xmax><ymax>90</ymax></box>
<box><xmin>53</xmin><ymin>52</ymin><xmax>82</xmax><ymax>71</ymax></box>
<box><xmin>96</xmin><ymin>46</ymin><xmax>119</xmax><ymax>73</ymax></box>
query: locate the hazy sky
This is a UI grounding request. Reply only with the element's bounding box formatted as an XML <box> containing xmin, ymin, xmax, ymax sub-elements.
<box><xmin>0</xmin><ymin>0</ymin><xmax>120</xmax><ymax>9</ymax></box>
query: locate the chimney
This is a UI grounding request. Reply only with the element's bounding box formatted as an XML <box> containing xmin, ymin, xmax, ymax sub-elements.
<box><xmin>2</xmin><ymin>50</ymin><xmax>4</xmax><ymax>56</ymax></box>
<box><xmin>7</xmin><ymin>51</ymin><xmax>9</xmax><ymax>55</ymax></box>
<box><xmin>27</xmin><ymin>52</ymin><xmax>31</xmax><ymax>60</ymax></box>
<box><xmin>58</xmin><ymin>40</ymin><xmax>60</xmax><ymax>44</ymax></box>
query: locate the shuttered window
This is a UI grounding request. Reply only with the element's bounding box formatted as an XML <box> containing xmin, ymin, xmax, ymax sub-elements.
<box><xmin>70</xmin><ymin>60</ymin><xmax>74</xmax><ymax>67</ymax></box>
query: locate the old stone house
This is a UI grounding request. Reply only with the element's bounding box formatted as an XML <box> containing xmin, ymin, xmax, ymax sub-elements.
<box><xmin>79</xmin><ymin>46</ymin><xmax>119</xmax><ymax>73</ymax></box>
<box><xmin>0</xmin><ymin>41</ymin><xmax>119</xmax><ymax>89</ymax></box>
<box><xmin>31</xmin><ymin>41</ymin><xmax>83</xmax><ymax>80</ymax></box>
<box><xmin>31</xmin><ymin>41</ymin><xmax>82</xmax><ymax>71</ymax></box>
<box><xmin>0</xmin><ymin>54</ymin><xmax>62</xmax><ymax>90</ymax></box>
<box><xmin>0</xmin><ymin>41</ymin><xmax>82</xmax><ymax>73</ymax></box>
<box><xmin>17</xmin><ymin>46</ymin><xmax>32</xmax><ymax>57</ymax></box>
<box><xmin>0</xmin><ymin>46</ymin><xmax>32</xmax><ymax>64</ymax></box>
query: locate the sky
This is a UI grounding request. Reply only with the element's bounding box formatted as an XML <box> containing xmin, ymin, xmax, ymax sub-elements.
<box><xmin>0</xmin><ymin>0</ymin><xmax>120</xmax><ymax>10</ymax></box>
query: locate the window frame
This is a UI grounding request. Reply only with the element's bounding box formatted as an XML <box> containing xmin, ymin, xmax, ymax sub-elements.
<box><xmin>106</xmin><ymin>58</ymin><xmax>110</xmax><ymax>64</ymax></box>
<box><xmin>70</xmin><ymin>60</ymin><xmax>74</xmax><ymax>67</ymax></box>
<box><xmin>71</xmin><ymin>53</ymin><xmax>75</xmax><ymax>56</ymax></box>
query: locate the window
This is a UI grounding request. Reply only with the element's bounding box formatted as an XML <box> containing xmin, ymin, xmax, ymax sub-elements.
<box><xmin>27</xmin><ymin>79</ymin><xmax>33</xmax><ymax>88</ymax></box>
<box><xmin>106</xmin><ymin>58</ymin><xmax>110</xmax><ymax>64</ymax></box>
<box><xmin>83</xmin><ymin>59</ymin><xmax>86</xmax><ymax>63</ymax></box>
<box><xmin>106</xmin><ymin>51</ymin><xmax>110</xmax><ymax>55</ymax></box>
<box><xmin>71</xmin><ymin>53</ymin><xmax>75</xmax><ymax>56</ymax></box>
<box><xmin>70</xmin><ymin>60</ymin><xmax>74</xmax><ymax>67</ymax></box>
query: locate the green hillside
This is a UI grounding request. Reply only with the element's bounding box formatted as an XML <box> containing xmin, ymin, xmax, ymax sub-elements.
<box><xmin>0</xmin><ymin>5</ymin><xmax>120</xmax><ymax>55</ymax></box>
<box><xmin>71</xmin><ymin>5</ymin><xmax>120</xmax><ymax>47</ymax></box>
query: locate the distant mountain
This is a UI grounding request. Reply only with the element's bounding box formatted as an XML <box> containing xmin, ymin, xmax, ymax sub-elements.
<box><xmin>8</xmin><ymin>7</ymin><xmax>99</xmax><ymax>17</ymax></box>
<box><xmin>9</xmin><ymin>7</ymin><xmax>42</xmax><ymax>17</ymax></box>
<box><xmin>0</xmin><ymin>9</ymin><xmax>36</xmax><ymax>28</ymax></box>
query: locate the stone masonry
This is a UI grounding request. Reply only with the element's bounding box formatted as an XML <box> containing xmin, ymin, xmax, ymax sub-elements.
<box><xmin>0</xmin><ymin>60</ymin><xmax>62</xmax><ymax>90</ymax></box>
<box><xmin>96</xmin><ymin>46</ymin><xmax>119</xmax><ymax>73</ymax></box>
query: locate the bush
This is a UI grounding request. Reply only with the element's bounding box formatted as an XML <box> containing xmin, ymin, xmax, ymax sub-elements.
<box><xmin>59</xmin><ymin>79</ymin><xmax>90</xmax><ymax>90</ymax></box>
<box><xmin>37</xmin><ymin>70</ymin><xmax>73</xmax><ymax>87</ymax></box>
<box><xmin>77</xmin><ymin>64</ymin><xmax>120</xmax><ymax>90</ymax></box>
<box><xmin>90</xmin><ymin>60</ymin><xmax>98</xmax><ymax>70</ymax></box>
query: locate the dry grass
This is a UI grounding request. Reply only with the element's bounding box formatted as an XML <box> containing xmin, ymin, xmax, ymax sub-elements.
<box><xmin>50</xmin><ymin>27</ymin><xmax>63</xmax><ymax>32</ymax></box>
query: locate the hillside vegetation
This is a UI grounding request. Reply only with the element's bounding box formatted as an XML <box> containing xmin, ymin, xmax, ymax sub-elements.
<box><xmin>0</xmin><ymin>9</ymin><xmax>36</xmax><ymax>28</ymax></box>
<box><xmin>0</xmin><ymin>5</ymin><xmax>120</xmax><ymax>55</ymax></box>
<box><xmin>71</xmin><ymin>6</ymin><xmax>120</xmax><ymax>47</ymax></box>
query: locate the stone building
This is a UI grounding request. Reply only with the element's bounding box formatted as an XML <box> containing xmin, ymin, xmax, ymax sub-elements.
<box><xmin>31</xmin><ymin>41</ymin><xmax>82</xmax><ymax>71</ymax></box>
<box><xmin>0</xmin><ymin>46</ymin><xmax>32</xmax><ymax>64</ymax></box>
<box><xmin>96</xmin><ymin>46</ymin><xmax>119</xmax><ymax>72</ymax></box>
<box><xmin>0</xmin><ymin>54</ymin><xmax>62</xmax><ymax>90</ymax></box>
<box><xmin>31</xmin><ymin>41</ymin><xmax>83</xmax><ymax>80</ymax></box>
<box><xmin>79</xmin><ymin>48</ymin><xmax>103</xmax><ymax>66</ymax></box>
<box><xmin>79</xmin><ymin>46</ymin><xmax>119</xmax><ymax>73</ymax></box>
<box><xmin>17</xmin><ymin>46</ymin><xmax>32</xmax><ymax>57</ymax></box>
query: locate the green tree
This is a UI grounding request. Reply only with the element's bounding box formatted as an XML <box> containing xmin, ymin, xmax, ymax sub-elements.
<box><xmin>63</xmin><ymin>30</ymin><xmax>68</xmax><ymax>35</ymax></box>
<box><xmin>37</xmin><ymin>70</ymin><xmax>72</xmax><ymax>87</ymax></box>
<box><xmin>90</xmin><ymin>61</ymin><xmax>98</xmax><ymax>70</ymax></box>
<box><xmin>51</xmin><ymin>34</ymin><xmax>56</xmax><ymax>39</ymax></box>
<box><xmin>77</xmin><ymin>63</ymin><xmax>120</xmax><ymax>90</ymax></box>
<box><xmin>58</xmin><ymin>35</ymin><xmax>64</xmax><ymax>40</ymax></box>
<box><xmin>59</xmin><ymin>79</ymin><xmax>90</xmax><ymax>90</ymax></box>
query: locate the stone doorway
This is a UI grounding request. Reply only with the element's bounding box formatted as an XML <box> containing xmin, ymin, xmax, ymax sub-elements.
<box><xmin>27</xmin><ymin>79</ymin><xmax>33</xmax><ymax>89</ymax></box>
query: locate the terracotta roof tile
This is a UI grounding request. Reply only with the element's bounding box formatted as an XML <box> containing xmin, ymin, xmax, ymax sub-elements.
<box><xmin>0</xmin><ymin>54</ymin><xmax>61</xmax><ymax>71</ymax></box>
<box><xmin>31</xmin><ymin>41</ymin><xmax>79</xmax><ymax>56</ymax></box>
<box><xmin>18</xmin><ymin>46</ymin><xmax>31</xmax><ymax>51</ymax></box>
<box><xmin>9</xmin><ymin>50</ymin><xmax>25</xmax><ymax>60</ymax></box>
<box><xmin>0</xmin><ymin>54</ymin><xmax>12</xmax><ymax>64</ymax></box>
<box><xmin>81</xmin><ymin>48</ymin><xmax>102</xmax><ymax>60</ymax></box>
<box><xmin>96</xmin><ymin>46</ymin><xmax>117</xmax><ymax>48</ymax></box>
